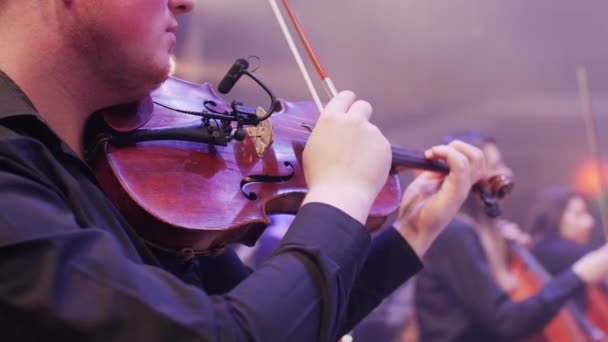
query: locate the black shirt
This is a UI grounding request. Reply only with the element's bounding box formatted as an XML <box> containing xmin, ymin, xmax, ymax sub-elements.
<box><xmin>0</xmin><ymin>71</ymin><xmax>423</xmax><ymax>341</ymax></box>
<box><xmin>532</xmin><ymin>234</ymin><xmax>594</xmax><ymax>277</ymax></box>
<box><xmin>532</xmin><ymin>234</ymin><xmax>595</xmax><ymax>309</ymax></box>
<box><xmin>415</xmin><ymin>219</ymin><xmax>585</xmax><ymax>341</ymax></box>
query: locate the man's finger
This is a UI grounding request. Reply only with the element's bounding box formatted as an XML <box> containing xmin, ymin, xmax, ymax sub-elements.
<box><xmin>424</xmin><ymin>145</ymin><xmax>469</xmax><ymax>174</ymax></box>
<box><xmin>322</xmin><ymin>90</ymin><xmax>356</xmax><ymax>116</ymax></box>
<box><xmin>347</xmin><ymin>100</ymin><xmax>373</xmax><ymax>121</ymax></box>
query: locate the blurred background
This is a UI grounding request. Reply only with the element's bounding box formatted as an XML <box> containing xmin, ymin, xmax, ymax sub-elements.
<box><xmin>170</xmin><ymin>1</ymin><xmax>608</xmax><ymax>340</ymax></box>
<box><xmin>173</xmin><ymin>0</ymin><xmax>608</xmax><ymax>224</ymax></box>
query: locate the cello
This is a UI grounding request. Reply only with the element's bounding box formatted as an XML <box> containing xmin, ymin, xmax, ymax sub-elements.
<box><xmin>586</xmin><ymin>284</ymin><xmax>608</xmax><ymax>335</ymax></box>
<box><xmin>509</xmin><ymin>241</ymin><xmax>605</xmax><ymax>341</ymax></box>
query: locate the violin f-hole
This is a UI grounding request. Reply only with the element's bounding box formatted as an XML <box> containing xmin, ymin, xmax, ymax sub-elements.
<box><xmin>240</xmin><ymin>161</ymin><xmax>296</xmax><ymax>200</ymax></box>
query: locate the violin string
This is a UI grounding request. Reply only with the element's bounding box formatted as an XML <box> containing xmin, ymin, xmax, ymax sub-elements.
<box><xmin>267</xmin><ymin>0</ymin><xmax>324</xmax><ymax>112</ymax></box>
<box><xmin>576</xmin><ymin>66</ymin><xmax>608</xmax><ymax>240</ymax></box>
<box><xmin>266</xmin><ymin>116</ymin><xmax>420</xmax><ymax>155</ymax></box>
<box><xmin>251</xmin><ymin>132</ymin><xmax>410</xmax><ymax>157</ymax></box>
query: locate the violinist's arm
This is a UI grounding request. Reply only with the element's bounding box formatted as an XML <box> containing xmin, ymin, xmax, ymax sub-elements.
<box><xmin>424</xmin><ymin>222</ymin><xmax>585</xmax><ymax>340</ymax></box>
<box><xmin>188</xmin><ymin>206</ymin><xmax>423</xmax><ymax>340</ymax></box>
<box><xmin>334</xmin><ymin>140</ymin><xmax>487</xmax><ymax>337</ymax></box>
<box><xmin>151</xmin><ymin>247</ymin><xmax>252</xmax><ymax>294</ymax></box>
<box><xmin>0</xmin><ymin>168</ymin><xmax>375</xmax><ymax>342</ymax></box>
<box><xmin>337</xmin><ymin>227</ymin><xmax>422</xmax><ymax>337</ymax></box>
<box><xmin>181</xmin><ymin>204</ymin><xmax>423</xmax><ymax>341</ymax></box>
<box><xmin>196</xmin><ymin>248</ymin><xmax>252</xmax><ymax>293</ymax></box>
<box><xmin>533</xmin><ymin>237</ymin><xmax>592</xmax><ymax>276</ymax></box>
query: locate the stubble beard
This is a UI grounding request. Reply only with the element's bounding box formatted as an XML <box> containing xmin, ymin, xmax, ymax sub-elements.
<box><xmin>70</xmin><ymin>24</ymin><xmax>170</xmax><ymax>107</ymax></box>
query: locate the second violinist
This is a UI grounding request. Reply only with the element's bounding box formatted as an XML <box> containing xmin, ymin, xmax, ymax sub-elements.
<box><xmin>415</xmin><ymin>131</ymin><xmax>608</xmax><ymax>341</ymax></box>
<box><xmin>527</xmin><ymin>187</ymin><xmax>600</xmax><ymax>308</ymax></box>
<box><xmin>527</xmin><ymin>186</ymin><xmax>608</xmax><ymax>331</ymax></box>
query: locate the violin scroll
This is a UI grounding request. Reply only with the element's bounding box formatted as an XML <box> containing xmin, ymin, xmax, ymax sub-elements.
<box><xmin>473</xmin><ymin>175</ymin><xmax>514</xmax><ymax>218</ymax></box>
<box><xmin>487</xmin><ymin>174</ymin><xmax>514</xmax><ymax>199</ymax></box>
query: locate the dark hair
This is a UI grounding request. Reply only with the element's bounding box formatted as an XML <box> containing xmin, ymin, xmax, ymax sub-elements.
<box><xmin>525</xmin><ymin>186</ymin><xmax>584</xmax><ymax>239</ymax></box>
<box><xmin>442</xmin><ymin>130</ymin><xmax>497</xmax><ymax>219</ymax></box>
<box><xmin>441</xmin><ymin>130</ymin><xmax>496</xmax><ymax>148</ymax></box>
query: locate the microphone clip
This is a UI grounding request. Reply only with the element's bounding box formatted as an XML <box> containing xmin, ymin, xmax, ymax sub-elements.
<box><xmin>216</xmin><ymin>57</ymin><xmax>278</xmax><ymax>124</ymax></box>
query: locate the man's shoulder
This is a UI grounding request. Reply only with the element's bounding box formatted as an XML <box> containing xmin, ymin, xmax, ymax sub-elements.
<box><xmin>0</xmin><ymin>120</ymin><xmax>61</xmax><ymax>183</ymax></box>
<box><xmin>0</xmin><ymin>121</ymin><xmax>20</xmax><ymax>138</ymax></box>
<box><xmin>0</xmin><ymin>120</ymin><xmax>51</xmax><ymax>159</ymax></box>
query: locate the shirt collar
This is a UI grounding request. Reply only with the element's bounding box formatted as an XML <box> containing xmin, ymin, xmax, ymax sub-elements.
<box><xmin>0</xmin><ymin>70</ymin><xmax>83</xmax><ymax>158</ymax></box>
<box><xmin>0</xmin><ymin>70</ymin><xmax>40</xmax><ymax>120</ymax></box>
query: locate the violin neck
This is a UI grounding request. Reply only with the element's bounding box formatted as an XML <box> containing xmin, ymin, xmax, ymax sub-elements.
<box><xmin>391</xmin><ymin>145</ymin><xmax>449</xmax><ymax>173</ymax></box>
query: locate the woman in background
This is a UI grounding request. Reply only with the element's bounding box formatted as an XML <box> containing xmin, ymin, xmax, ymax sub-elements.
<box><xmin>527</xmin><ymin>186</ymin><xmax>603</xmax><ymax>309</ymax></box>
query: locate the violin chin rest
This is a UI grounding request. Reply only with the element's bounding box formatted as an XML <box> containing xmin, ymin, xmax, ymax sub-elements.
<box><xmin>101</xmin><ymin>96</ymin><xmax>154</xmax><ymax>133</ymax></box>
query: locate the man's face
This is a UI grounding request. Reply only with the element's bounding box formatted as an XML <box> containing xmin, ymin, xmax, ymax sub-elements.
<box><xmin>67</xmin><ymin>0</ymin><xmax>194</xmax><ymax>103</ymax></box>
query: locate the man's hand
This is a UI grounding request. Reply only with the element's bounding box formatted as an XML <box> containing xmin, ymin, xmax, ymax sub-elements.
<box><xmin>394</xmin><ymin>140</ymin><xmax>487</xmax><ymax>256</ymax></box>
<box><xmin>302</xmin><ymin>91</ymin><xmax>391</xmax><ymax>225</ymax></box>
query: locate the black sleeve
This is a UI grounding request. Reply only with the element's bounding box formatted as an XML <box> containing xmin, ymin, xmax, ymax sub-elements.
<box><xmin>532</xmin><ymin>236</ymin><xmax>593</xmax><ymax>275</ymax></box>
<box><xmin>0</xmin><ymin>168</ymin><xmax>376</xmax><ymax>342</ymax></box>
<box><xmin>339</xmin><ymin>227</ymin><xmax>422</xmax><ymax>336</ymax></box>
<box><xmin>531</xmin><ymin>236</ymin><xmax>595</xmax><ymax>310</ymax></box>
<box><xmin>152</xmin><ymin>245</ymin><xmax>253</xmax><ymax>294</ymax></box>
<box><xmin>198</xmin><ymin>249</ymin><xmax>252</xmax><ymax>293</ymax></box>
<box><xmin>248</xmin><ymin>221</ymin><xmax>423</xmax><ymax>340</ymax></box>
<box><xmin>421</xmin><ymin>222</ymin><xmax>585</xmax><ymax>340</ymax></box>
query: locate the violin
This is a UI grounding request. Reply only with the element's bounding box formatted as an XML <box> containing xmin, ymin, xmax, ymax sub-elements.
<box><xmin>88</xmin><ymin>73</ymin><xmax>512</xmax><ymax>255</ymax></box>
<box><xmin>88</xmin><ymin>0</ymin><xmax>512</xmax><ymax>255</ymax></box>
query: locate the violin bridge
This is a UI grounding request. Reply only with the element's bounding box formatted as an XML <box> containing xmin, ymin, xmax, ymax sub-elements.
<box><xmin>245</xmin><ymin>107</ymin><xmax>273</xmax><ymax>157</ymax></box>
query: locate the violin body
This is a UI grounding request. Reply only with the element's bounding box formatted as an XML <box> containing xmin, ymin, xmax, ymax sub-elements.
<box><xmin>92</xmin><ymin>77</ymin><xmax>401</xmax><ymax>253</ymax></box>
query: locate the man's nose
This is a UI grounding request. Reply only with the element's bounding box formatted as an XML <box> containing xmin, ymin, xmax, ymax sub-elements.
<box><xmin>169</xmin><ymin>0</ymin><xmax>195</xmax><ymax>15</ymax></box>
